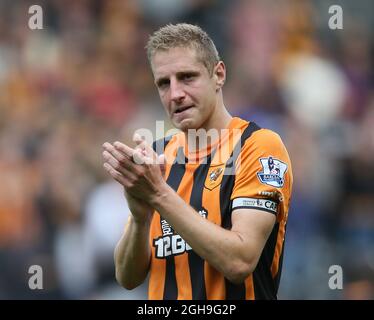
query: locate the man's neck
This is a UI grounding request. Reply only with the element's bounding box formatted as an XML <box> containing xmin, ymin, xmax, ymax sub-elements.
<box><xmin>184</xmin><ymin>103</ymin><xmax>233</xmax><ymax>155</ymax></box>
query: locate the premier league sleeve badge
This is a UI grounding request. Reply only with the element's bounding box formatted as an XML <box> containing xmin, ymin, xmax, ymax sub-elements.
<box><xmin>257</xmin><ymin>156</ymin><xmax>288</xmax><ymax>188</ymax></box>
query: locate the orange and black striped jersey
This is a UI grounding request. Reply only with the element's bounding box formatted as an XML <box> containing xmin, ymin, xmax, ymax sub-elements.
<box><xmin>149</xmin><ymin>117</ymin><xmax>293</xmax><ymax>300</ymax></box>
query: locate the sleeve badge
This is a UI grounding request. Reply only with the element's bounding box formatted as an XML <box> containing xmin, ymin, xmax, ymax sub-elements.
<box><xmin>257</xmin><ymin>156</ymin><xmax>288</xmax><ymax>188</ymax></box>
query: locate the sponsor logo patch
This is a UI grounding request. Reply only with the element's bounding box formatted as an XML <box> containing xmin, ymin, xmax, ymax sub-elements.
<box><xmin>154</xmin><ymin>209</ymin><xmax>208</xmax><ymax>258</ymax></box>
<box><xmin>257</xmin><ymin>156</ymin><xmax>287</xmax><ymax>188</ymax></box>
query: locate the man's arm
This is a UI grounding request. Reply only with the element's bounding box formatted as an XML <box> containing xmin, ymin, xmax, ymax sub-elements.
<box><xmin>149</xmin><ymin>183</ymin><xmax>275</xmax><ymax>284</ymax></box>
<box><xmin>103</xmin><ymin>143</ymin><xmax>154</xmax><ymax>290</ymax></box>
<box><xmin>113</xmin><ymin>207</ymin><xmax>151</xmax><ymax>290</ymax></box>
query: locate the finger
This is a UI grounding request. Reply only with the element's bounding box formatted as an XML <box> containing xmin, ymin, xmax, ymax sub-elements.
<box><xmin>131</xmin><ymin>133</ymin><xmax>156</xmax><ymax>163</ymax></box>
<box><xmin>133</xmin><ymin>135</ymin><xmax>152</xmax><ymax>159</ymax></box>
<box><xmin>133</xmin><ymin>133</ymin><xmax>144</xmax><ymax>145</ymax></box>
<box><xmin>103</xmin><ymin>142</ymin><xmax>133</xmax><ymax>162</ymax></box>
<box><xmin>104</xmin><ymin>161</ymin><xmax>136</xmax><ymax>183</ymax></box>
<box><xmin>134</xmin><ymin>139</ymin><xmax>147</xmax><ymax>153</ymax></box>
<box><xmin>103</xmin><ymin>162</ymin><xmax>130</xmax><ymax>187</ymax></box>
<box><xmin>103</xmin><ymin>162</ymin><xmax>141</xmax><ymax>190</ymax></box>
<box><xmin>102</xmin><ymin>148</ymin><xmax>135</xmax><ymax>172</ymax></box>
<box><xmin>135</xmin><ymin>138</ymin><xmax>157</xmax><ymax>163</ymax></box>
<box><xmin>102</xmin><ymin>151</ymin><xmax>137</xmax><ymax>180</ymax></box>
<box><xmin>112</xmin><ymin>141</ymin><xmax>135</xmax><ymax>158</ymax></box>
<box><xmin>144</xmin><ymin>142</ymin><xmax>156</xmax><ymax>158</ymax></box>
<box><xmin>158</xmin><ymin>154</ymin><xmax>166</xmax><ymax>176</ymax></box>
<box><xmin>103</xmin><ymin>142</ymin><xmax>141</xmax><ymax>172</ymax></box>
<box><xmin>132</xmin><ymin>149</ymin><xmax>149</xmax><ymax>165</ymax></box>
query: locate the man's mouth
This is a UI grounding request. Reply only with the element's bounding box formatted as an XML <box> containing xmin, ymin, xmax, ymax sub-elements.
<box><xmin>174</xmin><ymin>105</ymin><xmax>193</xmax><ymax>114</ymax></box>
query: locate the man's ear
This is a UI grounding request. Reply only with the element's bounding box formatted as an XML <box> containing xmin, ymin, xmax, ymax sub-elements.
<box><xmin>214</xmin><ymin>61</ymin><xmax>226</xmax><ymax>91</ymax></box>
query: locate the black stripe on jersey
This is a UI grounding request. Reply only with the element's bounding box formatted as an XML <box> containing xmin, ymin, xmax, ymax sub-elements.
<box><xmin>188</xmin><ymin>154</ymin><xmax>212</xmax><ymax>300</ymax></box>
<box><xmin>225</xmin><ymin>280</ymin><xmax>246</xmax><ymax>300</ymax></box>
<box><xmin>163</xmin><ymin>147</ymin><xmax>186</xmax><ymax>300</ymax></box>
<box><xmin>220</xmin><ymin>122</ymin><xmax>261</xmax><ymax>229</ymax></box>
<box><xmin>219</xmin><ymin>122</ymin><xmax>261</xmax><ymax>300</ymax></box>
<box><xmin>253</xmin><ymin>222</ymin><xmax>279</xmax><ymax>300</ymax></box>
<box><xmin>152</xmin><ymin>135</ymin><xmax>173</xmax><ymax>155</ymax></box>
<box><xmin>163</xmin><ymin>254</ymin><xmax>177</xmax><ymax>300</ymax></box>
<box><xmin>220</xmin><ymin>156</ymin><xmax>245</xmax><ymax>299</ymax></box>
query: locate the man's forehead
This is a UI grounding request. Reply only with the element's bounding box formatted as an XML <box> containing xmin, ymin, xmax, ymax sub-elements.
<box><xmin>151</xmin><ymin>47</ymin><xmax>204</xmax><ymax>76</ymax></box>
<box><xmin>153</xmin><ymin>46</ymin><xmax>198</xmax><ymax>61</ymax></box>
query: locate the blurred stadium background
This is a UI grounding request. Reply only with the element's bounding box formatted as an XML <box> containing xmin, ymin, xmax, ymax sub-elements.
<box><xmin>0</xmin><ymin>0</ymin><xmax>373</xmax><ymax>299</ymax></box>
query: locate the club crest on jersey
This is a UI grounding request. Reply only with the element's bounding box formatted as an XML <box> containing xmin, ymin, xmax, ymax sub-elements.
<box><xmin>257</xmin><ymin>156</ymin><xmax>287</xmax><ymax>188</ymax></box>
<box><xmin>210</xmin><ymin>167</ymin><xmax>223</xmax><ymax>181</ymax></box>
<box><xmin>205</xmin><ymin>164</ymin><xmax>225</xmax><ymax>190</ymax></box>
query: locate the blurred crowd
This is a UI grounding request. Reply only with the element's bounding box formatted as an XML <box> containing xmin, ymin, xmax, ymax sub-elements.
<box><xmin>0</xmin><ymin>0</ymin><xmax>373</xmax><ymax>299</ymax></box>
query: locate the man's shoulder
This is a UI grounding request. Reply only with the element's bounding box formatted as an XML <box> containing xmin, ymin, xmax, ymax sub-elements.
<box><xmin>240</xmin><ymin>126</ymin><xmax>291</xmax><ymax>170</ymax></box>
<box><xmin>245</xmin><ymin>126</ymin><xmax>284</xmax><ymax>148</ymax></box>
<box><xmin>236</xmin><ymin>125</ymin><xmax>291</xmax><ymax>165</ymax></box>
<box><xmin>252</xmin><ymin>127</ymin><xmax>282</xmax><ymax>140</ymax></box>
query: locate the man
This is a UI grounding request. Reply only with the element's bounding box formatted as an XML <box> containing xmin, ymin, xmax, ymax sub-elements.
<box><xmin>102</xmin><ymin>23</ymin><xmax>293</xmax><ymax>300</ymax></box>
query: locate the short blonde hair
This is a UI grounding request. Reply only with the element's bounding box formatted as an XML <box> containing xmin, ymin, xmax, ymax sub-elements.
<box><xmin>146</xmin><ymin>23</ymin><xmax>221</xmax><ymax>75</ymax></box>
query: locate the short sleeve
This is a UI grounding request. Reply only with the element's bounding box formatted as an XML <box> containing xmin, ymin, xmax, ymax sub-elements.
<box><xmin>231</xmin><ymin>129</ymin><xmax>293</xmax><ymax>221</ymax></box>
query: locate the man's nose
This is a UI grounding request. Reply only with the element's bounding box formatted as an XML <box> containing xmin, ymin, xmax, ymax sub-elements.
<box><xmin>170</xmin><ymin>79</ymin><xmax>185</xmax><ymax>103</ymax></box>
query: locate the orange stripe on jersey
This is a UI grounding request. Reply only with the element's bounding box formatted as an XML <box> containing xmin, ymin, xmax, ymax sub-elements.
<box><xmin>202</xmin><ymin>171</ymin><xmax>225</xmax><ymax>299</ymax></box>
<box><xmin>149</xmin><ymin>212</ymin><xmax>166</xmax><ymax>300</ymax></box>
<box><xmin>174</xmin><ymin>254</ymin><xmax>192</xmax><ymax>299</ymax></box>
<box><xmin>245</xmin><ymin>274</ymin><xmax>255</xmax><ymax>300</ymax></box>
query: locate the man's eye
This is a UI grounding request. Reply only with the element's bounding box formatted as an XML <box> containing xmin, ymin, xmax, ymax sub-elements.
<box><xmin>158</xmin><ymin>81</ymin><xmax>169</xmax><ymax>88</ymax></box>
<box><xmin>183</xmin><ymin>74</ymin><xmax>194</xmax><ymax>81</ymax></box>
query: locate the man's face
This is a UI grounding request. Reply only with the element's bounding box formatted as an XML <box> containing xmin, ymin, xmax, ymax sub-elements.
<box><xmin>151</xmin><ymin>47</ymin><xmax>219</xmax><ymax>132</ymax></box>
